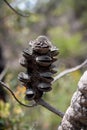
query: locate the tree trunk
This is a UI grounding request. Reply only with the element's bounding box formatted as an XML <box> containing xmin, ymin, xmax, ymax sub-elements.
<box><xmin>58</xmin><ymin>71</ymin><xmax>87</xmax><ymax>130</ymax></box>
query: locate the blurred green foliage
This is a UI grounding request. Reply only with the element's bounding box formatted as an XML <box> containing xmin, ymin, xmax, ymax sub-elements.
<box><xmin>49</xmin><ymin>28</ymin><xmax>85</xmax><ymax>57</ymax></box>
<box><xmin>0</xmin><ymin>0</ymin><xmax>87</xmax><ymax>130</ymax></box>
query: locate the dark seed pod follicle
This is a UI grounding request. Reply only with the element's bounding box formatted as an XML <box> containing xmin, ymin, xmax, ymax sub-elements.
<box><xmin>18</xmin><ymin>35</ymin><xmax>59</xmax><ymax>101</ymax></box>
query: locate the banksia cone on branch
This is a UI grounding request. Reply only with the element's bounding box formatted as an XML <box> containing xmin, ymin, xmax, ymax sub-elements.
<box><xmin>18</xmin><ymin>36</ymin><xmax>59</xmax><ymax>101</ymax></box>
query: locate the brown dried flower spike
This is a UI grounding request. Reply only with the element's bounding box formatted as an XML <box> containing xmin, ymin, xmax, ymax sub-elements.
<box><xmin>18</xmin><ymin>36</ymin><xmax>59</xmax><ymax>101</ymax></box>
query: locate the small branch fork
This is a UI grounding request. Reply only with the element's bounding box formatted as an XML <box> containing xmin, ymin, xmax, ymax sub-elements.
<box><xmin>0</xmin><ymin>59</ymin><xmax>87</xmax><ymax>118</ymax></box>
<box><xmin>53</xmin><ymin>59</ymin><xmax>87</xmax><ymax>83</ymax></box>
<box><xmin>0</xmin><ymin>81</ymin><xmax>64</xmax><ymax>118</ymax></box>
<box><xmin>0</xmin><ymin>81</ymin><xmax>37</xmax><ymax>107</ymax></box>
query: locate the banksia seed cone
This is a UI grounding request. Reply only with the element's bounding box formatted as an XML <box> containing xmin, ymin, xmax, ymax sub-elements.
<box><xmin>18</xmin><ymin>36</ymin><xmax>59</xmax><ymax>101</ymax></box>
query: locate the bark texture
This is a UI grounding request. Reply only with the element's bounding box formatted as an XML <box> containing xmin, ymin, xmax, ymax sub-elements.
<box><xmin>58</xmin><ymin>71</ymin><xmax>87</xmax><ymax>130</ymax></box>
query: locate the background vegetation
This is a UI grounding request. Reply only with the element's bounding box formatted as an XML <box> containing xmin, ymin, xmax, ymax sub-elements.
<box><xmin>0</xmin><ymin>0</ymin><xmax>87</xmax><ymax>130</ymax></box>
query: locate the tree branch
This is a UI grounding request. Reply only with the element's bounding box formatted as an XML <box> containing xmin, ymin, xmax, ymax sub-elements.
<box><xmin>53</xmin><ymin>59</ymin><xmax>87</xmax><ymax>83</ymax></box>
<box><xmin>0</xmin><ymin>81</ymin><xmax>37</xmax><ymax>107</ymax></box>
<box><xmin>4</xmin><ymin>0</ymin><xmax>30</xmax><ymax>17</ymax></box>
<box><xmin>0</xmin><ymin>80</ymin><xmax>64</xmax><ymax>117</ymax></box>
<box><xmin>37</xmin><ymin>98</ymin><xmax>64</xmax><ymax>118</ymax></box>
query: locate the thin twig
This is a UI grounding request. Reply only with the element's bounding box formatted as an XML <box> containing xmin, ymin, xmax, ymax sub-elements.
<box><xmin>53</xmin><ymin>59</ymin><xmax>87</xmax><ymax>83</ymax></box>
<box><xmin>37</xmin><ymin>98</ymin><xmax>64</xmax><ymax>118</ymax></box>
<box><xmin>4</xmin><ymin>0</ymin><xmax>30</xmax><ymax>17</ymax></box>
<box><xmin>0</xmin><ymin>81</ymin><xmax>37</xmax><ymax>107</ymax></box>
<box><xmin>0</xmin><ymin>81</ymin><xmax>64</xmax><ymax>117</ymax></box>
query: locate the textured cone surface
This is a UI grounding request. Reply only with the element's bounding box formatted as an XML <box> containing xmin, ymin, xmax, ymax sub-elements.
<box><xmin>25</xmin><ymin>89</ymin><xmax>35</xmax><ymax>100</ymax></box>
<box><xmin>36</xmin><ymin>56</ymin><xmax>52</xmax><ymax>66</ymax></box>
<box><xmin>18</xmin><ymin>36</ymin><xmax>59</xmax><ymax>101</ymax></box>
<box><xmin>18</xmin><ymin>72</ymin><xmax>31</xmax><ymax>82</ymax></box>
<box><xmin>38</xmin><ymin>83</ymin><xmax>52</xmax><ymax>92</ymax></box>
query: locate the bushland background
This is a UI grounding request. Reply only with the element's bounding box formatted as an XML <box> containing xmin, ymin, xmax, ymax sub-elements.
<box><xmin>0</xmin><ymin>0</ymin><xmax>87</xmax><ymax>130</ymax></box>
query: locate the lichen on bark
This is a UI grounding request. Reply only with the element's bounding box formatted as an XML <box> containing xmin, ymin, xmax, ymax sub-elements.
<box><xmin>58</xmin><ymin>71</ymin><xmax>87</xmax><ymax>130</ymax></box>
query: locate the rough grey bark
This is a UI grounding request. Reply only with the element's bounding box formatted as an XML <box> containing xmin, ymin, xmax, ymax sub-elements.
<box><xmin>58</xmin><ymin>71</ymin><xmax>87</xmax><ymax>130</ymax></box>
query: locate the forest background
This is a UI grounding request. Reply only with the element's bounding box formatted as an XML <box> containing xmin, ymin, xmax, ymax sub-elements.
<box><xmin>0</xmin><ymin>0</ymin><xmax>87</xmax><ymax>130</ymax></box>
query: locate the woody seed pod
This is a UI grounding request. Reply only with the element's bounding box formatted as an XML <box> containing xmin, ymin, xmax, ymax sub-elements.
<box><xmin>18</xmin><ymin>35</ymin><xmax>59</xmax><ymax>101</ymax></box>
